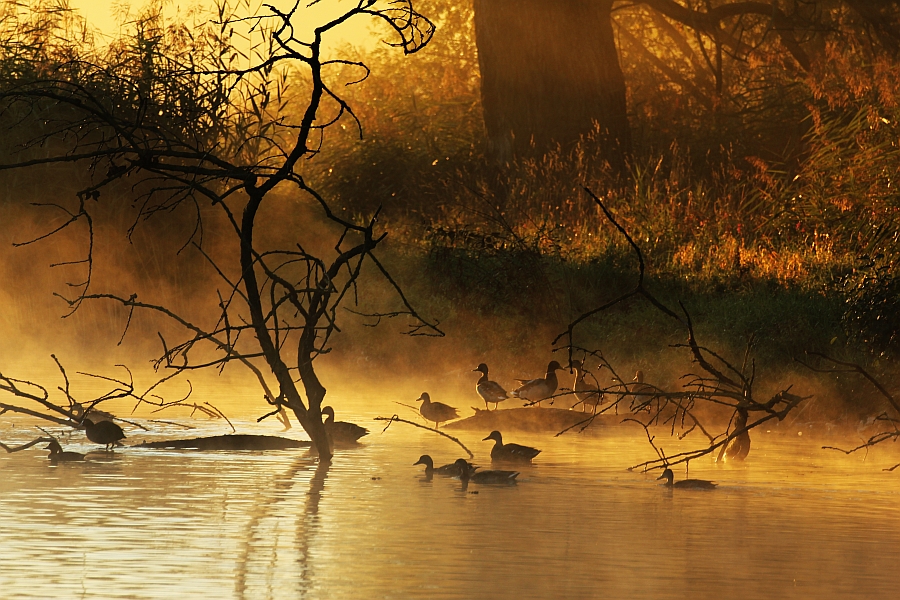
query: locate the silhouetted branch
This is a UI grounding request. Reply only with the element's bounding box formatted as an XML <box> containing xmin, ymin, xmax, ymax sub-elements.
<box><xmin>375</xmin><ymin>414</ymin><xmax>473</xmax><ymax>458</ymax></box>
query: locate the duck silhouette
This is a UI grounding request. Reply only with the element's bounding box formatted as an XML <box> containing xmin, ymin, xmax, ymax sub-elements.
<box><xmin>572</xmin><ymin>360</ymin><xmax>602</xmax><ymax>413</ymax></box>
<box><xmin>657</xmin><ymin>468</ymin><xmax>717</xmax><ymax>490</ymax></box>
<box><xmin>630</xmin><ymin>370</ymin><xmax>656</xmax><ymax>411</ymax></box>
<box><xmin>416</xmin><ymin>393</ymin><xmax>459</xmax><ymax>428</ymax></box>
<box><xmin>45</xmin><ymin>439</ymin><xmax>85</xmax><ymax>463</ymax></box>
<box><xmin>82</xmin><ymin>418</ymin><xmax>125</xmax><ymax>450</ymax></box>
<box><xmin>483</xmin><ymin>430</ymin><xmax>541</xmax><ymax>463</ymax></box>
<box><xmin>414</xmin><ymin>454</ymin><xmax>477</xmax><ymax>477</ymax></box>
<box><xmin>322</xmin><ymin>406</ymin><xmax>368</xmax><ymax>444</ymax></box>
<box><xmin>473</xmin><ymin>363</ymin><xmax>509</xmax><ymax>410</ymax></box>
<box><xmin>511</xmin><ymin>361</ymin><xmax>562</xmax><ymax>407</ymax></box>
<box><xmin>455</xmin><ymin>458</ymin><xmax>518</xmax><ymax>484</ymax></box>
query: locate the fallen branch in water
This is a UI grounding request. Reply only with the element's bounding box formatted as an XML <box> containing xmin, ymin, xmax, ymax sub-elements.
<box><xmin>0</xmin><ymin>436</ymin><xmax>53</xmax><ymax>453</ymax></box>
<box><xmin>552</xmin><ymin>188</ymin><xmax>808</xmax><ymax>467</ymax></box>
<box><xmin>375</xmin><ymin>415</ymin><xmax>473</xmax><ymax>458</ymax></box>
<box><xmin>800</xmin><ymin>352</ymin><xmax>900</xmax><ymax>471</ymax></box>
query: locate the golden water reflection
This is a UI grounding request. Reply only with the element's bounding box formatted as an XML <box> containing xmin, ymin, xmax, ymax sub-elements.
<box><xmin>2</xmin><ymin>417</ymin><xmax>899</xmax><ymax>599</ymax></box>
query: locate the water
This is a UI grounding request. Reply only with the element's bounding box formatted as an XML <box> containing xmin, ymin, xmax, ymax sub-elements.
<box><xmin>2</xmin><ymin>416</ymin><xmax>900</xmax><ymax>599</ymax></box>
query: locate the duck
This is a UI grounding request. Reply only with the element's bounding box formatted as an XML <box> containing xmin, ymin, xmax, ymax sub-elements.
<box><xmin>572</xmin><ymin>360</ymin><xmax>602</xmax><ymax>413</ymax></box>
<box><xmin>473</xmin><ymin>363</ymin><xmax>509</xmax><ymax>410</ymax></box>
<box><xmin>454</xmin><ymin>458</ymin><xmax>518</xmax><ymax>484</ymax></box>
<box><xmin>724</xmin><ymin>408</ymin><xmax>750</xmax><ymax>461</ymax></box>
<box><xmin>414</xmin><ymin>454</ymin><xmax>478</xmax><ymax>477</ymax></box>
<box><xmin>70</xmin><ymin>402</ymin><xmax>116</xmax><ymax>422</ymax></box>
<box><xmin>483</xmin><ymin>430</ymin><xmax>541</xmax><ymax>463</ymax></box>
<box><xmin>82</xmin><ymin>418</ymin><xmax>126</xmax><ymax>450</ymax></box>
<box><xmin>45</xmin><ymin>439</ymin><xmax>85</xmax><ymax>462</ymax></box>
<box><xmin>511</xmin><ymin>360</ymin><xmax>563</xmax><ymax>407</ymax></box>
<box><xmin>656</xmin><ymin>468</ymin><xmax>717</xmax><ymax>490</ymax></box>
<box><xmin>630</xmin><ymin>370</ymin><xmax>656</xmax><ymax>411</ymax></box>
<box><xmin>416</xmin><ymin>392</ymin><xmax>459</xmax><ymax>428</ymax></box>
<box><xmin>322</xmin><ymin>406</ymin><xmax>369</xmax><ymax>444</ymax></box>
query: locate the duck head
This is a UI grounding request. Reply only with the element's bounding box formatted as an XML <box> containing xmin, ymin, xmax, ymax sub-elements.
<box><xmin>473</xmin><ymin>363</ymin><xmax>489</xmax><ymax>375</ymax></box>
<box><xmin>321</xmin><ymin>406</ymin><xmax>335</xmax><ymax>423</ymax></box>
<box><xmin>656</xmin><ymin>468</ymin><xmax>674</xmax><ymax>484</ymax></box>
<box><xmin>413</xmin><ymin>454</ymin><xmax>434</xmax><ymax>468</ymax></box>
<box><xmin>547</xmin><ymin>360</ymin><xmax>563</xmax><ymax>373</ymax></box>
<box><xmin>483</xmin><ymin>430</ymin><xmax>503</xmax><ymax>443</ymax></box>
<box><xmin>416</xmin><ymin>392</ymin><xmax>431</xmax><ymax>403</ymax></box>
<box><xmin>634</xmin><ymin>370</ymin><xmax>644</xmax><ymax>383</ymax></box>
<box><xmin>81</xmin><ymin>418</ymin><xmax>94</xmax><ymax>428</ymax></box>
<box><xmin>454</xmin><ymin>458</ymin><xmax>473</xmax><ymax>479</ymax></box>
<box><xmin>45</xmin><ymin>439</ymin><xmax>62</xmax><ymax>454</ymax></box>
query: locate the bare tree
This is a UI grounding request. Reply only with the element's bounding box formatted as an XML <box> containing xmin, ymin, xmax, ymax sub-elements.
<box><xmin>0</xmin><ymin>0</ymin><xmax>440</xmax><ymax>459</ymax></box>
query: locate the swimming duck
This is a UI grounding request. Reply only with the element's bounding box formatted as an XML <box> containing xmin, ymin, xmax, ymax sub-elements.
<box><xmin>45</xmin><ymin>439</ymin><xmax>85</xmax><ymax>462</ymax></box>
<box><xmin>572</xmin><ymin>360</ymin><xmax>602</xmax><ymax>413</ymax></box>
<box><xmin>82</xmin><ymin>418</ymin><xmax>126</xmax><ymax>450</ymax></box>
<box><xmin>454</xmin><ymin>458</ymin><xmax>518</xmax><ymax>484</ymax></box>
<box><xmin>322</xmin><ymin>406</ymin><xmax>369</xmax><ymax>444</ymax></box>
<box><xmin>657</xmin><ymin>468</ymin><xmax>717</xmax><ymax>490</ymax></box>
<box><xmin>416</xmin><ymin>393</ymin><xmax>459</xmax><ymax>428</ymax></box>
<box><xmin>414</xmin><ymin>454</ymin><xmax>478</xmax><ymax>477</ymax></box>
<box><xmin>483</xmin><ymin>430</ymin><xmax>541</xmax><ymax>463</ymax></box>
<box><xmin>473</xmin><ymin>363</ymin><xmax>509</xmax><ymax>410</ymax></box>
<box><xmin>511</xmin><ymin>360</ymin><xmax>563</xmax><ymax>407</ymax></box>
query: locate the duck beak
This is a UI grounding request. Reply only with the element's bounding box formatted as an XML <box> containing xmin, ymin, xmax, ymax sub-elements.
<box><xmin>482</xmin><ymin>435</ymin><xmax>491</xmax><ymax>441</ymax></box>
<box><xmin>656</xmin><ymin>473</ymin><xmax>665</xmax><ymax>480</ymax></box>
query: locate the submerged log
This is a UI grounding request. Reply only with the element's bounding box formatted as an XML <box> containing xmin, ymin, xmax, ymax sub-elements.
<box><xmin>136</xmin><ymin>434</ymin><xmax>310</xmax><ymax>451</ymax></box>
<box><xmin>444</xmin><ymin>407</ymin><xmax>625</xmax><ymax>433</ymax></box>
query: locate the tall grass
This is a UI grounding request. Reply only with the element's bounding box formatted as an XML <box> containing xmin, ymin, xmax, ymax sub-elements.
<box><xmin>295</xmin><ymin>2</ymin><xmax>900</xmax><ymax>362</ymax></box>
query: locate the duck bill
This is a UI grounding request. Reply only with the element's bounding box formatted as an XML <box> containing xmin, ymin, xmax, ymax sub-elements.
<box><xmin>656</xmin><ymin>473</ymin><xmax>666</xmax><ymax>480</ymax></box>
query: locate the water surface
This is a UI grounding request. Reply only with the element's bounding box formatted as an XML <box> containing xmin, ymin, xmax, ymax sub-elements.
<box><xmin>2</xmin><ymin>416</ymin><xmax>899</xmax><ymax>599</ymax></box>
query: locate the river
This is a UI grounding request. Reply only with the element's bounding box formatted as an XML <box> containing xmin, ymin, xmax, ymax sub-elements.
<box><xmin>1</xmin><ymin>411</ymin><xmax>899</xmax><ymax>599</ymax></box>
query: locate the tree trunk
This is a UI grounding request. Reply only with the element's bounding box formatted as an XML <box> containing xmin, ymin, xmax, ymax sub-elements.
<box><xmin>240</xmin><ymin>191</ymin><xmax>333</xmax><ymax>461</ymax></box>
<box><xmin>474</xmin><ymin>0</ymin><xmax>631</xmax><ymax>168</ymax></box>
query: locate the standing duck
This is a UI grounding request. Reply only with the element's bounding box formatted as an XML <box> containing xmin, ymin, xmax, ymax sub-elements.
<box><xmin>511</xmin><ymin>361</ymin><xmax>563</xmax><ymax>407</ymax></box>
<box><xmin>630</xmin><ymin>370</ymin><xmax>656</xmax><ymax>411</ymax></box>
<box><xmin>414</xmin><ymin>455</ymin><xmax>477</xmax><ymax>477</ymax></box>
<box><xmin>322</xmin><ymin>406</ymin><xmax>369</xmax><ymax>444</ymax></box>
<box><xmin>483</xmin><ymin>430</ymin><xmax>541</xmax><ymax>463</ymax></box>
<box><xmin>454</xmin><ymin>458</ymin><xmax>518</xmax><ymax>484</ymax></box>
<box><xmin>45</xmin><ymin>439</ymin><xmax>85</xmax><ymax>463</ymax></box>
<box><xmin>473</xmin><ymin>363</ymin><xmax>509</xmax><ymax>410</ymax></box>
<box><xmin>82</xmin><ymin>418</ymin><xmax>126</xmax><ymax>450</ymax></box>
<box><xmin>723</xmin><ymin>408</ymin><xmax>751</xmax><ymax>461</ymax></box>
<box><xmin>416</xmin><ymin>393</ymin><xmax>459</xmax><ymax>428</ymax></box>
<box><xmin>572</xmin><ymin>360</ymin><xmax>602</xmax><ymax>413</ymax></box>
<box><xmin>657</xmin><ymin>468</ymin><xmax>717</xmax><ymax>490</ymax></box>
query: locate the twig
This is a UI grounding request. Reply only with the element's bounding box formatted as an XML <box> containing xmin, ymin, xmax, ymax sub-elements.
<box><xmin>375</xmin><ymin>415</ymin><xmax>473</xmax><ymax>458</ymax></box>
<box><xmin>0</xmin><ymin>437</ymin><xmax>53</xmax><ymax>453</ymax></box>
